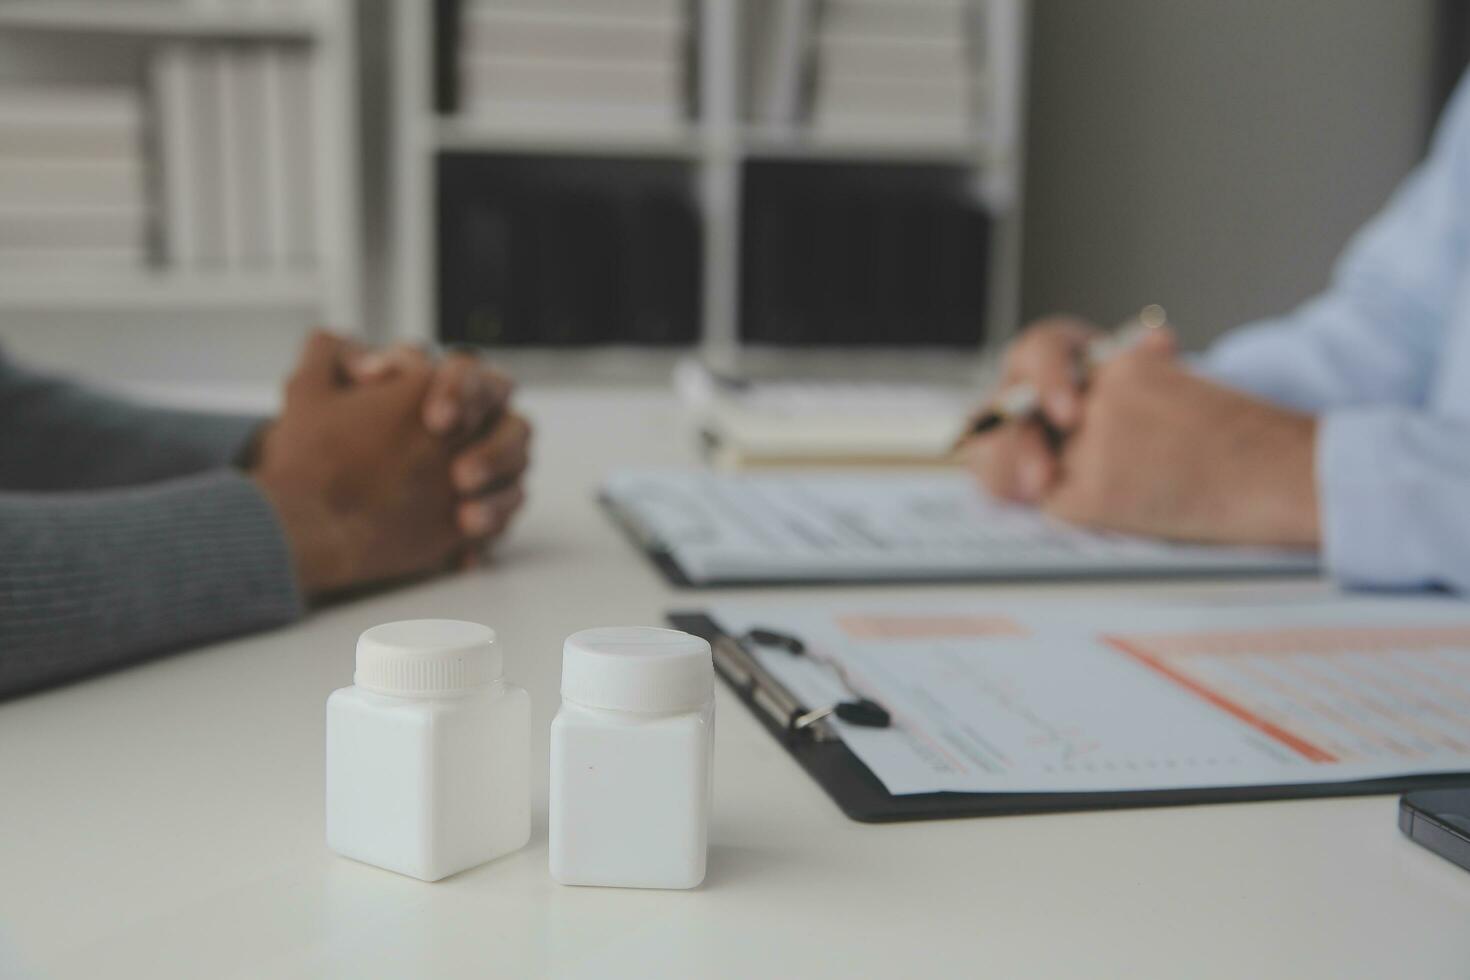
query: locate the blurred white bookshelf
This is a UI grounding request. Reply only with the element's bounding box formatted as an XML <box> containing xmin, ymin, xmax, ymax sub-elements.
<box><xmin>0</xmin><ymin>270</ymin><xmax>321</xmax><ymax>311</ymax></box>
<box><xmin>0</xmin><ymin>0</ymin><xmax>361</xmax><ymax>330</ymax></box>
<box><xmin>390</xmin><ymin>0</ymin><xmax>1029</xmax><ymax>372</ymax></box>
<box><xmin>0</xmin><ymin>2</ymin><xmax>324</xmax><ymax>40</ymax></box>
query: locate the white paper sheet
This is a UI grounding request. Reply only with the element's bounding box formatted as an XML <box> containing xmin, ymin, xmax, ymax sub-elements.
<box><xmin>605</xmin><ymin>468</ymin><xmax>1316</xmax><ymax>584</ymax></box>
<box><xmin>708</xmin><ymin>594</ymin><xmax>1470</xmax><ymax>795</ymax></box>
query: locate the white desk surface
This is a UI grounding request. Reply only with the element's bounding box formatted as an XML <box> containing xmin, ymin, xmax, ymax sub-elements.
<box><xmin>3</xmin><ymin>389</ymin><xmax>1469</xmax><ymax>980</ymax></box>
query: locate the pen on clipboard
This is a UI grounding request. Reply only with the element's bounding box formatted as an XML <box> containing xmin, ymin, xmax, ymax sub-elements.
<box><xmin>956</xmin><ymin>304</ymin><xmax>1170</xmax><ymax>444</ymax></box>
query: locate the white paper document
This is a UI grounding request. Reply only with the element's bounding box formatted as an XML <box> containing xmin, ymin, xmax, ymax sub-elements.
<box><xmin>708</xmin><ymin>594</ymin><xmax>1470</xmax><ymax>795</ymax></box>
<box><xmin>604</xmin><ymin>468</ymin><xmax>1316</xmax><ymax>584</ymax></box>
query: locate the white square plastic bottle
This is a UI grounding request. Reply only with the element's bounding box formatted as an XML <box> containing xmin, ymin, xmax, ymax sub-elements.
<box><xmin>326</xmin><ymin>620</ymin><xmax>530</xmax><ymax>882</ymax></box>
<box><xmin>550</xmin><ymin>627</ymin><xmax>715</xmax><ymax>889</ymax></box>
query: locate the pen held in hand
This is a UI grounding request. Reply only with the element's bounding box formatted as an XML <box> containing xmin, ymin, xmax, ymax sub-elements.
<box><xmin>955</xmin><ymin>304</ymin><xmax>1169</xmax><ymax>447</ymax></box>
<box><xmin>962</xmin><ymin>384</ymin><xmax>1043</xmax><ymax>436</ymax></box>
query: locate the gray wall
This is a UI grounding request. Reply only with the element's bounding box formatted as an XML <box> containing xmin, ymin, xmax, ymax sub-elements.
<box><xmin>1021</xmin><ymin>0</ymin><xmax>1441</xmax><ymax>348</ymax></box>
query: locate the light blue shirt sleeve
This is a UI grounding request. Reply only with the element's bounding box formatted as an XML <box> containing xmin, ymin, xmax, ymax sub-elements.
<box><xmin>1201</xmin><ymin>76</ymin><xmax>1470</xmax><ymax>592</ymax></box>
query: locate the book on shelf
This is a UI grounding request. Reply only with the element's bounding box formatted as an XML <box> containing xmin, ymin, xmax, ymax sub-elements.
<box><xmin>150</xmin><ymin>40</ymin><xmax>317</xmax><ymax>273</ymax></box>
<box><xmin>438</xmin><ymin>157</ymin><xmax>699</xmax><ymax>348</ymax></box>
<box><xmin>153</xmin><ymin>45</ymin><xmax>199</xmax><ymax>267</ymax></box>
<box><xmin>821</xmin><ymin>0</ymin><xmax>972</xmax><ymax>39</ymax></box>
<box><xmin>461</xmin><ymin>57</ymin><xmax>682</xmax><ymax>108</ymax></box>
<box><xmin>470</xmin><ymin>0</ymin><xmax>684</xmax><ymax>18</ymax></box>
<box><xmin>625</xmin><ymin>193</ymin><xmax>698</xmax><ymax>344</ymax></box>
<box><xmin>261</xmin><ymin>44</ymin><xmax>293</xmax><ymax>270</ymax></box>
<box><xmin>811</xmin><ymin>107</ymin><xmax>977</xmax><ymax>141</ymax></box>
<box><xmin>740</xmin><ymin>162</ymin><xmax>988</xmax><ymax>347</ymax></box>
<box><xmin>195</xmin><ymin>46</ymin><xmax>229</xmax><ymax>266</ymax></box>
<box><xmin>449</xmin><ymin>98</ymin><xmax>683</xmax><ymax>133</ymax></box>
<box><xmin>0</xmin><ymin>160</ymin><xmax>144</xmax><ymax>208</ymax></box>
<box><xmin>0</xmin><ymin>85</ymin><xmax>147</xmax><ymax>271</ymax></box>
<box><xmin>744</xmin><ymin>0</ymin><xmax>816</xmax><ymax>130</ymax></box>
<box><xmin>225</xmin><ymin>45</ymin><xmax>271</xmax><ymax>268</ymax></box>
<box><xmin>215</xmin><ymin>45</ymin><xmax>245</xmax><ymax>269</ymax></box>
<box><xmin>462</xmin><ymin>6</ymin><xmax>682</xmax><ymax>62</ymax></box>
<box><xmin>821</xmin><ymin>74</ymin><xmax>971</xmax><ymax>120</ymax></box>
<box><xmin>0</xmin><ymin>119</ymin><xmax>141</xmax><ymax>160</ymax></box>
<box><xmin>810</xmin><ymin>0</ymin><xmax>978</xmax><ymax>142</ymax></box>
<box><xmin>0</xmin><ymin>248</ymin><xmax>146</xmax><ymax>271</ymax></box>
<box><xmin>0</xmin><ymin>86</ymin><xmax>142</xmax><ymax>151</ymax></box>
<box><xmin>454</xmin><ymin>0</ymin><xmax>690</xmax><ymax>129</ymax></box>
<box><xmin>0</xmin><ymin>207</ymin><xmax>146</xmax><ymax>249</ymax></box>
<box><xmin>818</xmin><ymin>32</ymin><xmax>968</xmax><ymax>75</ymax></box>
<box><xmin>186</xmin><ymin>0</ymin><xmax>316</xmax><ymax>12</ymax></box>
<box><xmin>277</xmin><ymin>46</ymin><xmax>318</xmax><ymax>268</ymax></box>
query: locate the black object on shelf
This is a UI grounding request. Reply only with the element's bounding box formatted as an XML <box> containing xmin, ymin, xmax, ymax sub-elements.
<box><xmin>627</xmin><ymin>194</ymin><xmax>701</xmax><ymax>344</ymax></box>
<box><xmin>432</xmin><ymin>0</ymin><xmax>460</xmax><ymax>115</ymax></box>
<box><xmin>740</xmin><ymin>160</ymin><xmax>990</xmax><ymax>347</ymax></box>
<box><xmin>438</xmin><ymin>154</ymin><xmax>701</xmax><ymax>348</ymax></box>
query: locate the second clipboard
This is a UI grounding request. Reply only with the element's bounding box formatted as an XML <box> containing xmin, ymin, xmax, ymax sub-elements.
<box><xmin>668</xmin><ymin>611</ymin><xmax>1470</xmax><ymax>823</ymax></box>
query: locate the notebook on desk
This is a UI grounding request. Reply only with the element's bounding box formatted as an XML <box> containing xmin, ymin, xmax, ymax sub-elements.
<box><xmin>672</xmin><ymin>593</ymin><xmax>1470</xmax><ymax>821</ymax></box>
<box><xmin>694</xmin><ymin>379</ymin><xmax>974</xmax><ymax>468</ymax></box>
<box><xmin>671</xmin><ymin>361</ymin><xmax>981</xmax><ymax>468</ymax></box>
<box><xmin>602</xmin><ymin>468</ymin><xmax>1318</xmax><ymax>587</ymax></box>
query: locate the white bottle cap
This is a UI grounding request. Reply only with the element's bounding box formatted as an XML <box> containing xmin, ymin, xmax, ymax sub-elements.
<box><xmin>355</xmin><ymin>620</ymin><xmax>501</xmax><ymax>697</ymax></box>
<box><xmin>561</xmin><ymin>627</ymin><xmax>713</xmax><ymax>713</ymax></box>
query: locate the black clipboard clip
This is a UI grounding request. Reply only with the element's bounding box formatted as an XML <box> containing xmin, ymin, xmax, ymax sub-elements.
<box><xmin>712</xmin><ymin>626</ymin><xmax>891</xmax><ymax>741</ymax></box>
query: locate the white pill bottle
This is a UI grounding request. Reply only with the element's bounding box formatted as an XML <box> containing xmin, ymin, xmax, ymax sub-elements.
<box><xmin>326</xmin><ymin>619</ymin><xmax>530</xmax><ymax>882</ymax></box>
<box><xmin>550</xmin><ymin>627</ymin><xmax>715</xmax><ymax>889</ymax></box>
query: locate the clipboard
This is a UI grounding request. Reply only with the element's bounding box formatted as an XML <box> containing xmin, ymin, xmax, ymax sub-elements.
<box><xmin>669</xmin><ymin>611</ymin><xmax>1470</xmax><ymax>823</ymax></box>
<box><xmin>600</xmin><ymin>493</ymin><xmax>704</xmax><ymax>589</ymax></box>
<box><xmin>605</xmin><ymin>494</ymin><xmax>1315</xmax><ymax>590</ymax></box>
<box><xmin>599</xmin><ymin>469</ymin><xmax>1319</xmax><ymax>590</ymax></box>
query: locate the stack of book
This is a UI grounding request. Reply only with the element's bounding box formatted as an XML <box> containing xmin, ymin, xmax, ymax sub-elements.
<box><xmin>811</xmin><ymin>0</ymin><xmax>976</xmax><ymax>142</ymax></box>
<box><xmin>0</xmin><ymin>86</ymin><xmax>148</xmax><ymax>272</ymax></box>
<box><xmin>150</xmin><ymin>42</ymin><xmax>317</xmax><ymax>273</ymax></box>
<box><xmin>743</xmin><ymin>0</ymin><xmax>816</xmax><ymax>132</ymax></box>
<box><xmin>455</xmin><ymin>0</ymin><xmax>689</xmax><ymax>131</ymax></box>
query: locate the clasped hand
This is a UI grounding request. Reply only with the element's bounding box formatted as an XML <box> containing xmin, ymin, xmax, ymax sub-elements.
<box><xmin>251</xmin><ymin>331</ymin><xmax>532</xmax><ymax>599</ymax></box>
<box><xmin>957</xmin><ymin>316</ymin><xmax>1321</xmax><ymax>547</ymax></box>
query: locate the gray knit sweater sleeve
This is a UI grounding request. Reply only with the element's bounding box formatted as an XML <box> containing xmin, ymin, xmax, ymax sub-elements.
<box><xmin>0</xmin><ymin>355</ymin><xmax>304</xmax><ymax>699</ymax></box>
<box><xmin>0</xmin><ymin>355</ymin><xmax>263</xmax><ymax>490</ymax></box>
<box><xmin>0</xmin><ymin>474</ymin><xmax>304</xmax><ymax>697</ymax></box>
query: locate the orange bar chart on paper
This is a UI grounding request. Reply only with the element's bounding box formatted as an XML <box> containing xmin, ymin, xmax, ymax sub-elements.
<box><xmin>708</xmin><ymin>596</ymin><xmax>1470</xmax><ymax>795</ymax></box>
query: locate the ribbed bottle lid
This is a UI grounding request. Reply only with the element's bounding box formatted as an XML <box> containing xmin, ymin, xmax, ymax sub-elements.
<box><xmin>561</xmin><ymin>627</ymin><xmax>713</xmax><ymax>713</ymax></box>
<box><xmin>355</xmin><ymin>620</ymin><xmax>500</xmax><ymax>697</ymax></box>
